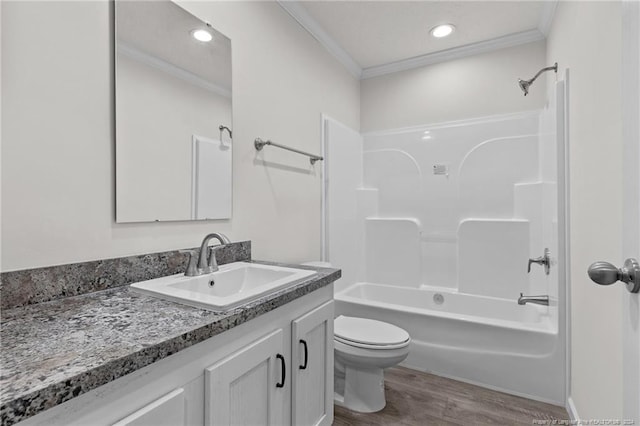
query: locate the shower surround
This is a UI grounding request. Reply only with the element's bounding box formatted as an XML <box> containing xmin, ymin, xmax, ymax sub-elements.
<box><xmin>323</xmin><ymin>93</ymin><xmax>566</xmax><ymax>404</ymax></box>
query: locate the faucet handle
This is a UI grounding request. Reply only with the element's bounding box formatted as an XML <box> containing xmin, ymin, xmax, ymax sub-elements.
<box><xmin>179</xmin><ymin>250</ymin><xmax>199</xmax><ymax>276</ymax></box>
<box><xmin>208</xmin><ymin>245</ymin><xmax>225</xmax><ymax>272</ymax></box>
<box><xmin>527</xmin><ymin>248</ymin><xmax>551</xmax><ymax>275</ymax></box>
<box><xmin>527</xmin><ymin>257</ymin><xmax>545</xmax><ymax>272</ymax></box>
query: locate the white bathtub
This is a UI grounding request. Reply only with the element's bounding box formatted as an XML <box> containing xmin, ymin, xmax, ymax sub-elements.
<box><xmin>335</xmin><ymin>282</ymin><xmax>564</xmax><ymax>404</ymax></box>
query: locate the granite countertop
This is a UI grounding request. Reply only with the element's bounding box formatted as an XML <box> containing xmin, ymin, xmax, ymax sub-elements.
<box><xmin>0</xmin><ymin>261</ymin><xmax>340</xmax><ymax>426</ymax></box>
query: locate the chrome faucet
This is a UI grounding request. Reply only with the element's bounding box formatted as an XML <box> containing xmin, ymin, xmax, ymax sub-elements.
<box><xmin>183</xmin><ymin>233</ymin><xmax>231</xmax><ymax>276</ymax></box>
<box><xmin>518</xmin><ymin>293</ymin><xmax>550</xmax><ymax>306</ymax></box>
<box><xmin>198</xmin><ymin>233</ymin><xmax>230</xmax><ymax>273</ymax></box>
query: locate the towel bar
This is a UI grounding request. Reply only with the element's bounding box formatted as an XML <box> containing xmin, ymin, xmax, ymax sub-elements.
<box><xmin>254</xmin><ymin>138</ymin><xmax>323</xmax><ymax>165</ymax></box>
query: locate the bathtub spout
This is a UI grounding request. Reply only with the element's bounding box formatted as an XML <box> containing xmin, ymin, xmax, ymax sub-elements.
<box><xmin>518</xmin><ymin>293</ymin><xmax>549</xmax><ymax>306</ymax></box>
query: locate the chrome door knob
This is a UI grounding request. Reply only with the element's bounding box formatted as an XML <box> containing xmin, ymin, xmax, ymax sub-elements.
<box><xmin>587</xmin><ymin>258</ymin><xmax>640</xmax><ymax>293</ymax></box>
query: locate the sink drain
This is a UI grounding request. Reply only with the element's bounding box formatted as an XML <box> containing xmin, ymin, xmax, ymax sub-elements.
<box><xmin>433</xmin><ymin>293</ymin><xmax>444</xmax><ymax>305</ymax></box>
<box><xmin>209</xmin><ymin>279</ymin><xmax>215</xmax><ymax>287</ymax></box>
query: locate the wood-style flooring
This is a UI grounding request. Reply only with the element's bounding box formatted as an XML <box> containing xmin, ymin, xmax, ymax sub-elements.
<box><xmin>333</xmin><ymin>367</ymin><xmax>569</xmax><ymax>425</ymax></box>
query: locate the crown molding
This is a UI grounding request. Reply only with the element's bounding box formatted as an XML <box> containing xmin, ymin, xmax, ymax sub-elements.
<box><xmin>361</xmin><ymin>29</ymin><xmax>545</xmax><ymax>79</ymax></box>
<box><xmin>276</xmin><ymin>1</ymin><xmax>362</xmax><ymax>79</ymax></box>
<box><xmin>276</xmin><ymin>2</ymin><xmax>549</xmax><ymax>81</ymax></box>
<box><xmin>116</xmin><ymin>42</ymin><xmax>232</xmax><ymax>99</ymax></box>
<box><xmin>538</xmin><ymin>0</ymin><xmax>558</xmax><ymax>36</ymax></box>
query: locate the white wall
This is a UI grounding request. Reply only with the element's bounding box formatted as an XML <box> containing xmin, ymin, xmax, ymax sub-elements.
<box><xmin>360</xmin><ymin>40</ymin><xmax>547</xmax><ymax>132</ymax></box>
<box><xmin>546</xmin><ymin>1</ymin><xmax>624</xmax><ymax>420</ymax></box>
<box><xmin>1</xmin><ymin>1</ymin><xmax>359</xmax><ymax>271</ymax></box>
<box><xmin>0</xmin><ymin>1</ymin><xmax>3</xmax><ymax>270</ymax></box>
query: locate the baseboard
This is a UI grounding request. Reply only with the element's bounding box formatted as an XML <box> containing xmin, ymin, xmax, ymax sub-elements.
<box><xmin>567</xmin><ymin>396</ymin><xmax>580</xmax><ymax>421</ymax></box>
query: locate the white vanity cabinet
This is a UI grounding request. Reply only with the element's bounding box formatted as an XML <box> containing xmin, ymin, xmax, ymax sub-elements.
<box><xmin>16</xmin><ymin>285</ymin><xmax>334</xmax><ymax>426</ymax></box>
<box><xmin>205</xmin><ymin>329</ymin><xmax>286</xmax><ymax>425</ymax></box>
<box><xmin>203</xmin><ymin>300</ymin><xmax>334</xmax><ymax>426</ymax></box>
<box><xmin>291</xmin><ymin>301</ymin><xmax>334</xmax><ymax>426</ymax></box>
<box><xmin>111</xmin><ymin>389</ymin><xmax>186</xmax><ymax>426</ymax></box>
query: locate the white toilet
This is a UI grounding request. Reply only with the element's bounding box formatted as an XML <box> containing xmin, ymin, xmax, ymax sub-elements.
<box><xmin>333</xmin><ymin>315</ymin><xmax>411</xmax><ymax>413</ymax></box>
<box><xmin>301</xmin><ymin>261</ymin><xmax>411</xmax><ymax>413</ymax></box>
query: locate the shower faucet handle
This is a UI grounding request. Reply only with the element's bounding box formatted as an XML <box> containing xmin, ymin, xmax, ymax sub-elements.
<box><xmin>528</xmin><ymin>248</ymin><xmax>551</xmax><ymax>275</ymax></box>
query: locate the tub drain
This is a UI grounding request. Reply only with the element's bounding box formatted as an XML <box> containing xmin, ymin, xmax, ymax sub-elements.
<box><xmin>433</xmin><ymin>293</ymin><xmax>444</xmax><ymax>305</ymax></box>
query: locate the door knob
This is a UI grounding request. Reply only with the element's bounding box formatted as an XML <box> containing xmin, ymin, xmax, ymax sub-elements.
<box><xmin>587</xmin><ymin>258</ymin><xmax>640</xmax><ymax>293</ymax></box>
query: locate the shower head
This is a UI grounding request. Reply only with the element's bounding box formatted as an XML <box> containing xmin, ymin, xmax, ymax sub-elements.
<box><xmin>518</xmin><ymin>78</ymin><xmax>532</xmax><ymax>96</ymax></box>
<box><xmin>517</xmin><ymin>62</ymin><xmax>558</xmax><ymax>96</ymax></box>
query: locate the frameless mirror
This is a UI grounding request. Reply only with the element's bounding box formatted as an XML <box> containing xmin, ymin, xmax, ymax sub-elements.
<box><xmin>115</xmin><ymin>0</ymin><xmax>232</xmax><ymax>223</ymax></box>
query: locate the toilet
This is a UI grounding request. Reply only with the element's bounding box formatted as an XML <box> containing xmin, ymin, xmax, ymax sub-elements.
<box><xmin>301</xmin><ymin>261</ymin><xmax>411</xmax><ymax>413</ymax></box>
<box><xmin>333</xmin><ymin>315</ymin><xmax>411</xmax><ymax>413</ymax></box>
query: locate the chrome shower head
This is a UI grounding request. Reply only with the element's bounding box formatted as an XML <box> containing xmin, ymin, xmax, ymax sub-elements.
<box><xmin>518</xmin><ymin>78</ymin><xmax>532</xmax><ymax>96</ymax></box>
<box><xmin>517</xmin><ymin>62</ymin><xmax>558</xmax><ymax>97</ymax></box>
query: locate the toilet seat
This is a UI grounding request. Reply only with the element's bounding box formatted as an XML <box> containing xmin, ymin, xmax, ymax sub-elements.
<box><xmin>335</xmin><ymin>335</ymin><xmax>410</xmax><ymax>350</ymax></box>
<box><xmin>334</xmin><ymin>316</ymin><xmax>410</xmax><ymax>350</ymax></box>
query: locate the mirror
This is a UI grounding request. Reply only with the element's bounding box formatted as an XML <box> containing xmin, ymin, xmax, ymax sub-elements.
<box><xmin>115</xmin><ymin>0</ymin><xmax>232</xmax><ymax>223</ymax></box>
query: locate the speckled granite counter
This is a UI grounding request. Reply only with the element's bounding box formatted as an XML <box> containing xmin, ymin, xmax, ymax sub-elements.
<box><xmin>0</xmin><ymin>261</ymin><xmax>340</xmax><ymax>426</ymax></box>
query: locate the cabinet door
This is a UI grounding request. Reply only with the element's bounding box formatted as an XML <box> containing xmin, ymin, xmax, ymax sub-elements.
<box><xmin>291</xmin><ymin>301</ymin><xmax>334</xmax><ymax>426</ymax></box>
<box><xmin>111</xmin><ymin>388</ymin><xmax>185</xmax><ymax>426</ymax></box>
<box><xmin>205</xmin><ymin>329</ymin><xmax>285</xmax><ymax>426</ymax></box>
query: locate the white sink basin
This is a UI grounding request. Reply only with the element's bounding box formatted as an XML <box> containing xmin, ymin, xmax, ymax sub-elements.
<box><xmin>130</xmin><ymin>262</ymin><xmax>316</xmax><ymax>312</ymax></box>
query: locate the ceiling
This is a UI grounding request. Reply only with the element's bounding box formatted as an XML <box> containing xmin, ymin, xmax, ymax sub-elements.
<box><xmin>281</xmin><ymin>1</ymin><xmax>556</xmax><ymax>78</ymax></box>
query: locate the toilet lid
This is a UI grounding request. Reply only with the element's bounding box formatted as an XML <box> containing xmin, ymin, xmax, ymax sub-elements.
<box><xmin>334</xmin><ymin>316</ymin><xmax>410</xmax><ymax>347</ymax></box>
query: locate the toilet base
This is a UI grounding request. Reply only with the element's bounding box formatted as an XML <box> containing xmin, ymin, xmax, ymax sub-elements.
<box><xmin>335</xmin><ymin>363</ymin><xmax>386</xmax><ymax>413</ymax></box>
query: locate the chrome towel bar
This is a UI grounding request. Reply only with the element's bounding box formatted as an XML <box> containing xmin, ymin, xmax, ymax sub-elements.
<box><xmin>254</xmin><ymin>138</ymin><xmax>323</xmax><ymax>165</ymax></box>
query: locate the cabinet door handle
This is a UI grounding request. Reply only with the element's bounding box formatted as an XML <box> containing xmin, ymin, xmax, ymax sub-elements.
<box><xmin>299</xmin><ymin>340</ymin><xmax>308</xmax><ymax>370</ymax></box>
<box><xmin>276</xmin><ymin>354</ymin><xmax>285</xmax><ymax>388</ymax></box>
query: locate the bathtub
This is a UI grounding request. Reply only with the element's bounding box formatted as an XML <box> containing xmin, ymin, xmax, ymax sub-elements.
<box><xmin>335</xmin><ymin>282</ymin><xmax>564</xmax><ymax>404</ymax></box>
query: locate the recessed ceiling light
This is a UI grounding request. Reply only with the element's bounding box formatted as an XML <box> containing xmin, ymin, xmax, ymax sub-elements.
<box><xmin>191</xmin><ymin>29</ymin><xmax>213</xmax><ymax>42</ymax></box>
<box><xmin>430</xmin><ymin>24</ymin><xmax>455</xmax><ymax>39</ymax></box>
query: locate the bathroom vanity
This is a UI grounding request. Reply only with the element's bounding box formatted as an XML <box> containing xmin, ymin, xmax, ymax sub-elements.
<box><xmin>0</xmin><ymin>246</ymin><xmax>339</xmax><ymax>426</ymax></box>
